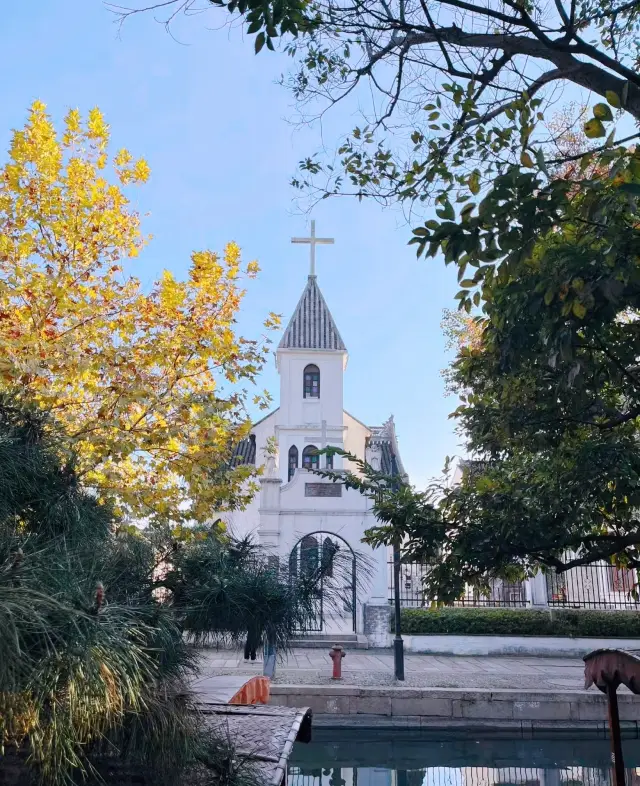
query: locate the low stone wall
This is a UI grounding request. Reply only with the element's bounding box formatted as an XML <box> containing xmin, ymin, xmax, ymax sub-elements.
<box><xmin>270</xmin><ymin>684</ymin><xmax>639</xmax><ymax>722</ymax></box>
<box><xmin>404</xmin><ymin>634</ymin><xmax>640</xmax><ymax>657</ymax></box>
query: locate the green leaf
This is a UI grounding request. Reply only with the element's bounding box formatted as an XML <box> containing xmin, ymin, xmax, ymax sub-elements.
<box><xmin>606</xmin><ymin>91</ymin><xmax>621</xmax><ymax>109</ymax></box>
<box><xmin>579</xmin><ymin>153</ymin><xmax>594</xmax><ymax>173</ymax></box>
<box><xmin>544</xmin><ymin>288</ymin><xmax>554</xmax><ymax>306</ymax></box>
<box><xmin>460</xmin><ymin>203</ymin><xmax>475</xmax><ymax>221</ymax></box>
<box><xmin>459</xmin><ymin>279</ymin><xmax>475</xmax><ymax>288</ymax></box>
<box><xmin>255</xmin><ymin>32</ymin><xmax>266</xmax><ymax>53</ymax></box>
<box><xmin>435</xmin><ymin>201</ymin><xmax>455</xmax><ymax>221</ymax></box>
<box><xmin>584</xmin><ymin>118</ymin><xmax>606</xmax><ymax>139</ymax></box>
<box><xmin>535</xmin><ymin>148</ymin><xmax>549</xmax><ymax>177</ymax></box>
<box><xmin>593</xmin><ymin>103</ymin><xmax>613</xmax><ymax>121</ymax></box>
<box><xmin>572</xmin><ymin>301</ymin><xmax>586</xmax><ymax>319</ymax></box>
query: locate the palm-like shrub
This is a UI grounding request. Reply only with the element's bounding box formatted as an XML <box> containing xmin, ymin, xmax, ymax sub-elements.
<box><xmin>0</xmin><ymin>399</ymin><xmax>342</xmax><ymax>785</ymax></box>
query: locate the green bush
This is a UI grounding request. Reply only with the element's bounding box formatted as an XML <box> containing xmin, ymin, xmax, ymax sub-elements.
<box><xmin>399</xmin><ymin>607</ymin><xmax>640</xmax><ymax>638</ymax></box>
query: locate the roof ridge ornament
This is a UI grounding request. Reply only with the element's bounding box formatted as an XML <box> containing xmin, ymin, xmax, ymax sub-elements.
<box><xmin>381</xmin><ymin>414</ymin><xmax>395</xmax><ymax>439</ymax></box>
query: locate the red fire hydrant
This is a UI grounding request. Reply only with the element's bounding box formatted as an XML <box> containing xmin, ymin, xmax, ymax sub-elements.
<box><xmin>329</xmin><ymin>644</ymin><xmax>345</xmax><ymax>680</ymax></box>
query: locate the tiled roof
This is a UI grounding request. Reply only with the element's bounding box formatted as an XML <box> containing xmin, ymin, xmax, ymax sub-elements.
<box><xmin>230</xmin><ymin>435</ymin><xmax>256</xmax><ymax>466</ymax></box>
<box><xmin>278</xmin><ymin>276</ymin><xmax>346</xmax><ymax>351</ymax></box>
<box><xmin>380</xmin><ymin>441</ymin><xmax>399</xmax><ymax>476</ymax></box>
<box><xmin>369</xmin><ymin>415</ymin><xmax>407</xmax><ymax>479</ymax></box>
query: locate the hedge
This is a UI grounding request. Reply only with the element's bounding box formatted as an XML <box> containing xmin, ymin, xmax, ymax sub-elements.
<box><xmin>399</xmin><ymin>607</ymin><xmax>640</xmax><ymax>638</ymax></box>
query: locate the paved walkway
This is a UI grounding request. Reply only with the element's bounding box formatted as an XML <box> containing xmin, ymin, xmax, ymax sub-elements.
<box><xmin>194</xmin><ymin>647</ymin><xmax>587</xmax><ymax>691</ymax></box>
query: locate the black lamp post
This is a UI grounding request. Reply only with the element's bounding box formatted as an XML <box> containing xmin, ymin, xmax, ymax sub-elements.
<box><xmin>388</xmin><ymin>451</ymin><xmax>405</xmax><ymax>682</ymax></box>
<box><xmin>392</xmin><ymin>538</ymin><xmax>405</xmax><ymax>681</ymax></box>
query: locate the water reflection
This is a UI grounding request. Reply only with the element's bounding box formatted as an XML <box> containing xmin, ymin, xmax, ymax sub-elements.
<box><xmin>288</xmin><ymin>733</ymin><xmax>640</xmax><ymax>786</ymax></box>
<box><xmin>289</xmin><ymin>763</ymin><xmax>640</xmax><ymax>786</ymax></box>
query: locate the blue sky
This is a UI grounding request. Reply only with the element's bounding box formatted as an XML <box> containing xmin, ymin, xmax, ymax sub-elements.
<box><xmin>2</xmin><ymin>0</ymin><xmax>463</xmax><ymax>485</ymax></box>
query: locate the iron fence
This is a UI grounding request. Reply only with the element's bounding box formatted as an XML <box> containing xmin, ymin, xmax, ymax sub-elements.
<box><xmin>546</xmin><ymin>561</ymin><xmax>640</xmax><ymax>609</ymax></box>
<box><xmin>387</xmin><ymin>556</ymin><xmax>527</xmax><ymax>608</ymax></box>
<box><xmin>388</xmin><ymin>553</ymin><xmax>640</xmax><ymax>610</ymax></box>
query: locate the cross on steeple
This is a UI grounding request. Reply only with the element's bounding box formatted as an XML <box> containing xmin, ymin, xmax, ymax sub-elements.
<box><xmin>291</xmin><ymin>220</ymin><xmax>334</xmax><ymax>277</ymax></box>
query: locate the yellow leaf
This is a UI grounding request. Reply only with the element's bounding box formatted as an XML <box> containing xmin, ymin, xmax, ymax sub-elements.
<box><xmin>606</xmin><ymin>90</ymin><xmax>621</xmax><ymax>109</ymax></box>
<box><xmin>520</xmin><ymin>151</ymin><xmax>534</xmax><ymax>168</ymax></box>
<box><xmin>584</xmin><ymin>118</ymin><xmax>606</xmax><ymax>139</ymax></box>
<box><xmin>468</xmin><ymin>169</ymin><xmax>481</xmax><ymax>195</ymax></box>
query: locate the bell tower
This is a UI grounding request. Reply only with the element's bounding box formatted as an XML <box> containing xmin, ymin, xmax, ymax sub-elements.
<box><xmin>275</xmin><ymin>222</ymin><xmax>347</xmax><ymax>473</ymax></box>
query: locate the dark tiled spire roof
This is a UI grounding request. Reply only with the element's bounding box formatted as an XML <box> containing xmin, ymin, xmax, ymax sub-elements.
<box><xmin>278</xmin><ymin>276</ymin><xmax>346</xmax><ymax>351</ymax></box>
<box><xmin>380</xmin><ymin>441</ymin><xmax>399</xmax><ymax>476</ymax></box>
<box><xmin>230</xmin><ymin>434</ymin><xmax>256</xmax><ymax>466</ymax></box>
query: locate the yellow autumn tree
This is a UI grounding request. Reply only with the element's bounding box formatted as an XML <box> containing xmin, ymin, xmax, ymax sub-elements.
<box><xmin>0</xmin><ymin>102</ymin><xmax>279</xmax><ymax>526</ymax></box>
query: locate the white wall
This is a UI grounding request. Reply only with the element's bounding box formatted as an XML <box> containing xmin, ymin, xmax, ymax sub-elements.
<box><xmin>405</xmin><ymin>634</ymin><xmax>640</xmax><ymax>657</ymax></box>
<box><xmin>276</xmin><ymin>348</ymin><xmax>346</xmax><ymax>427</ymax></box>
<box><xmin>344</xmin><ymin>410</ymin><xmax>371</xmax><ymax>472</ymax></box>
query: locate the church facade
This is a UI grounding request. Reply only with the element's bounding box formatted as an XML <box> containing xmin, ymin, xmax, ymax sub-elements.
<box><xmin>223</xmin><ymin>246</ymin><xmax>404</xmax><ymax>638</ymax></box>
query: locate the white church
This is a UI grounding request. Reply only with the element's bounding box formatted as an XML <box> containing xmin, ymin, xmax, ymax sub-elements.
<box><xmin>223</xmin><ymin>223</ymin><xmax>405</xmax><ymax>639</ymax></box>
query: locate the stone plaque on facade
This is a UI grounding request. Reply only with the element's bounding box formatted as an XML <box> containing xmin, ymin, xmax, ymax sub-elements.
<box><xmin>305</xmin><ymin>482</ymin><xmax>342</xmax><ymax>497</ymax></box>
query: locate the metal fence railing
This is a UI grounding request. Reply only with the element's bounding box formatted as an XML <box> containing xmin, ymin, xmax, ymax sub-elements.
<box><xmin>387</xmin><ymin>557</ymin><xmax>527</xmax><ymax>608</ymax></box>
<box><xmin>388</xmin><ymin>553</ymin><xmax>640</xmax><ymax>610</ymax></box>
<box><xmin>546</xmin><ymin>562</ymin><xmax>640</xmax><ymax>610</ymax></box>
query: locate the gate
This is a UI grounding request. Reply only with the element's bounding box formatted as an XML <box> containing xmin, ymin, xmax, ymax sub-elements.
<box><xmin>289</xmin><ymin>531</ymin><xmax>357</xmax><ymax>633</ymax></box>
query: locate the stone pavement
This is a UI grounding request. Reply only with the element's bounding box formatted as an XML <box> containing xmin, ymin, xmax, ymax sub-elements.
<box><xmin>193</xmin><ymin>647</ymin><xmax>588</xmax><ymax>691</ymax></box>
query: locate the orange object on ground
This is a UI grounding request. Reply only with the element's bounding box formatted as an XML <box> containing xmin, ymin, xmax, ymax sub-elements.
<box><xmin>229</xmin><ymin>675</ymin><xmax>271</xmax><ymax>705</ymax></box>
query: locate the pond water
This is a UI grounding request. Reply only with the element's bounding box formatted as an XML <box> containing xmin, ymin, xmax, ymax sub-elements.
<box><xmin>288</xmin><ymin>729</ymin><xmax>640</xmax><ymax>786</ymax></box>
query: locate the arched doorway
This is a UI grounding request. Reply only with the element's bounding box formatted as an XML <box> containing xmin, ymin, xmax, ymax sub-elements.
<box><xmin>289</xmin><ymin>531</ymin><xmax>357</xmax><ymax>633</ymax></box>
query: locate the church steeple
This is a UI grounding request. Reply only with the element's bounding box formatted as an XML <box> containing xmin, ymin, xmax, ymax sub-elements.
<box><xmin>278</xmin><ymin>275</ymin><xmax>347</xmax><ymax>352</ymax></box>
<box><xmin>280</xmin><ymin>220</ymin><xmax>346</xmax><ymax>352</ymax></box>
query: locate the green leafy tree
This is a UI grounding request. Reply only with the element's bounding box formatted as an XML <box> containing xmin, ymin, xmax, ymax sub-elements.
<box><xmin>117</xmin><ymin>0</ymin><xmax>640</xmax><ymax>221</ymax></box>
<box><xmin>333</xmin><ymin>133</ymin><xmax>640</xmax><ymax>601</ymax></box>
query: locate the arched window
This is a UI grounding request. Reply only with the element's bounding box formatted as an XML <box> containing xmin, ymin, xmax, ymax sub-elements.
<box><xmin>302</xmin><ymin>445</ymin><xmax>319</xmax><ymax>471</ymax></box>
<box><xmin>288</xmin><ymin>445</ymin><xmax>298</xmax><ymax>482</ymax></box>
<box><xmin>300</xmin><ymin>534</ymin><xmax>319</xmax><ymax>575</ymax></box>
<box><xmin>321</xmin><ymin>537</ymin><xmax>338</xmax><ymax>578</ymax></box>
<box><xmin>288</xmin><ymin>549</ymin><xmax>298</xmax><ymax>578</ymax></box>
<box><xmin>303</xmin><ymin>364</ymin><xmax>320</xmax><ymax>398</ymax></box>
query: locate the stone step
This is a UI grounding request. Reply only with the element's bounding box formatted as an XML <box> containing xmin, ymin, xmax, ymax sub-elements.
<box><xmin>291</xmin><ymin>634</ymin><xmax>369</xmax><ymax>650</ymax></box>
<box><xmin>294</xmin><ymin>633</ymin><xmax>358</xmax><ymax>641</ymax></box>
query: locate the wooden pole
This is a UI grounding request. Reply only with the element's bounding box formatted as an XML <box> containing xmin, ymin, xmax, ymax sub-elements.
<box><xmin>606</xmin><ymin>681</ymin><xmax>626</xmax><ymax>786</ymax></box>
